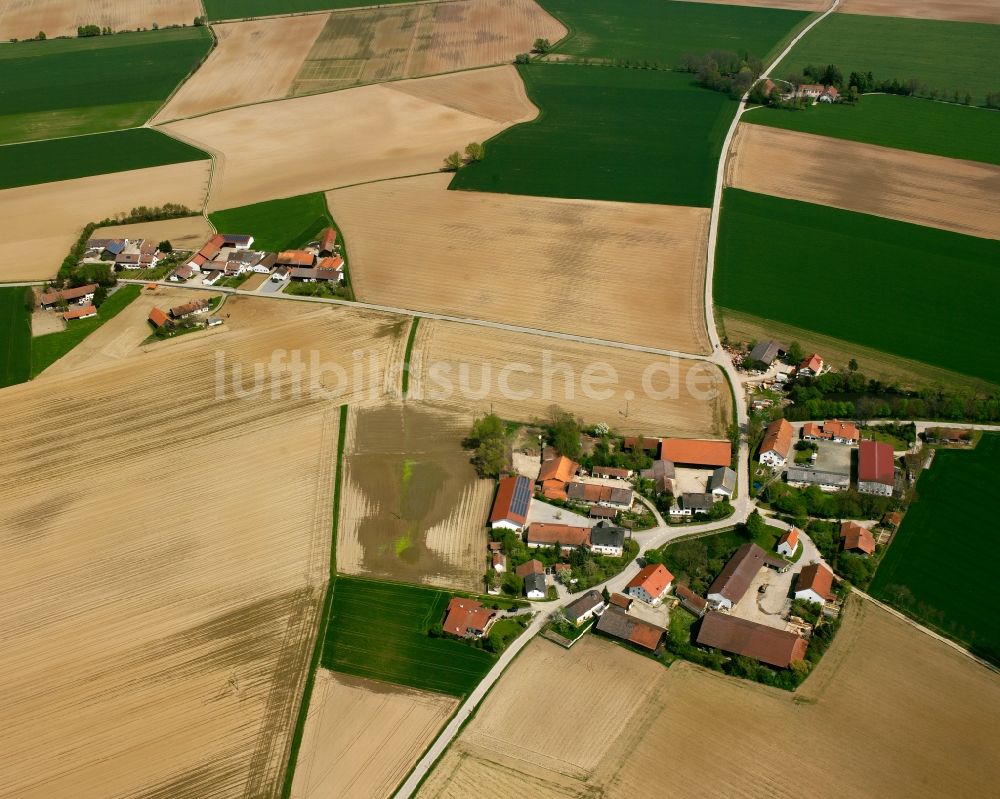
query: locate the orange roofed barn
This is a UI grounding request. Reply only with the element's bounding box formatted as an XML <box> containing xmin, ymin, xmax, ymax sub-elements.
<box><xmin>536</xmin><ymin>455</ymin><xmax>579</xmax><ymax>500</ymax></box>
<box><xmin>443</xmin><ymin>597</ymin><xmax>496</xmax><ymax>639</ymax></box>
<box><xmin>658</xmin><ymin>438</ymin><xmax>731</xmax><ymax>468</ymax></box>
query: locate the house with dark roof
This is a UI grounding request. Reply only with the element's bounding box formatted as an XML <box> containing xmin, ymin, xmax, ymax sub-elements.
<box><xmin>524</xmin><ymin>572</ymin><xmax>547</xmax><ymax>599</ymax></box>
<box><xmin>675</xmin><ymin>584</ymin><xmax>707</xmax><ymax>617</ymax></box>
<box><xmin>589</xmin><ymin>520</ymin><xmax>626</xmax><ymax>557</ymax></box>
<box><xmin>563</xmin><ymin>590</ymin><xmax>605</xmax><ymax>625</ymax></box>
<box><xmin>748</xmin><ymin>340</ymin><xmax>785</xmax><ymax>370</ymax></box>
<box><xmin>595</xmin><ymin>606</ymin><xmax>665</xmax><ymax>652</ymax></box>
<box><xmin>707</xmin><ymin>543</ymin><xmax>786</xmax><ymax>610</ymax></box>
<box><xmin>840</xmin><ymin>521</ymin><xmax>875</xmax><ymax>556</ymax></box>
<box><xmin>795</xmin><ymin>563</ymin><xmax>836</xmax><ymax>606</ymax></box>
<box><xmin>858</xmin><ymin>440</ymin><xmax>895</xmax><ymax>496</ymax></box>
<box><xmin>169</xmin><ymin>299</ymin><xmax>209</xmax><ymax>320</ymax></box>
<box><xmin>696</xmin><ymin>613</ymin><xmax>807</xmax><ymax>668</ymax></box>
<box><xmin>609</xmin><ymin>593</ymin><xmax>633</xmax><ymax>611</ymax></box>
<box><xmin>625</xmin><ymin>563</ymin><xmax>673</xmax><ymax>606</ymax></box>
<box><xmin>489</xmin><ymin>475</ymin><xmax>532</xmax><ymax>531</ymax></box>
<box><xmin>640</xmin><ymin>459</ymin><xmax>675</xmax><ymax>495</ymax></box>
<box><xmin>785</xmin><ymin>466</ymin><xmax>851</xmax><ymax>492</ymax></box>
<box><xmin>588</xmin><ymin>506</ymin><xmax>619</xmax><ymax>521</ymax></box>
<box><xmin>443</xmin><ymin>598</ymin><xmax>496</xmax><ymax>638</ymax></box>
<box><xmin>590</xmin><ymin>465</ymin><xmax>631</xmax><ymax>479</ymax></box>
<box><xmin>710</xmin><ymin>466</ymin><xmax>736</xmax><ymax>498</ymax></box>
<box><xmin>669</xmin><ymin>492</ymin><xmax>715</xmax><ymax>517</ymax></box>
<box><xmin>566</xmin><ymin>481</ymin><xmax>633</xmax><ymax>509</ymax></box>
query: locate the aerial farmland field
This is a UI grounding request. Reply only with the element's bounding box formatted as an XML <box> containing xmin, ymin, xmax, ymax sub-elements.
<box><xmin>0</xmin><ymin>128</ymin><xmax>209</xmax><ymax>190</ymax></box>
<box><xmin>870</xmin><ymin>434</ymin><xmax>1000</xmax><ymax>664</ymax></box>
<box><xmin>715</xmin><ymin>189</ymin><xmax>1000</xmax><ymax>385</ymax></box>
<box><xmin>744</xmin><ymin>95</ymin><xmax>1000</xmax><ymax>165</ymax></box>
<box><xmin>208</xmin><ymin>193</ymin><xmax>335</xmax><ymax>251</ymax></box>
<box><xmin>0</xmin><ymin>287</ymin><xmax>32</xmax><ymax>387</ymax></box>
<box><xmin>337</xmin><ymin>402</ymin><xmax>493</xmax><ymax>592</ymax></box>
<box><xmin>538</xmin><ymin>0</ymin><xmax>811</xmax><ymax>64</ymax></box>
<box><xmin>205</xmin><ymin>0</ymin><xmax>425</xmax><ymax>20</ymax></box>
<box><xmin>450</xmin><ymin>64</ymin><xmax>735</xmax><ymax>206</ymax></box>
<box><xmin>775</xmin><ymin>12</ymin><xmax>1000</xmax><ymax>105</ymax></box>
<box><xmin>321</xmin><ymin>576</ymin><xmax>498</xmax><ymax>696</ymax></box>
<box><xmin>328</xmin><ymin>172</ymin><xmax>713</xmax><ymax>353</ymax></box>
<box><xmin>0</xmin><ymin>1</ymin><xmax>204</xmax><ymax>41</ymax></box>
<box><xmin>836</xmin><ymin>0</ymin><xmax>1000</xmax><ymax>24</ymax></box>
<box><xmin>0</xmin><ymin>26</ymin><xmax>212</xmax><ymax>144</ymax></box>
<box><xmin>726</xmin><ymin>124</ymin><xmax>1000</xmax><ymax>240</ymax></box>
<box><xmin>419</xmin><ymin>598</ymin><xmax>1000</xmax><ymax>798</ymax></box>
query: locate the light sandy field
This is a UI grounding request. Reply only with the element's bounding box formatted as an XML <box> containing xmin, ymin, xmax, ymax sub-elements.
<box><xmin>0</xmin><ymin>160</ymin><xmax>211</xmax><ymax>282</ymax></box>
<box><xmin>290</xmin><ymin>0</ymin><xmax>565</xmax><ymax>96</ymax></box>
<box><xmin>727</xmin><ymin>124</ymin><xmax>1000</xmax><ymax>240</ymax></box>
<box><xmin>0</xmin><ymin>302</ymin><xmax>409</xmax><ymax>799</ymax></box>
<box><xmin>718</xmin><ymin>307</ymin><xmax>1000</xmax><ymax>391</ymax></box>
<box><xmin>327</xmin><ymin>173</ymin><xmax>712</xmax><ymax>354</ymax></box>
<box><xmin>160</xmin><ymin>66</ymin><xmax>536</xmax><ymax>211</ymax></box>
<box><xmin>37</xmin><ymin>285</ymin><xmax>216</xmax><ymax>378</ymax></box>
<box><xmin>0</xmin><ymin>0</ymin><xmax>202</xmax><ymax>40</ymax></box>
<box><xmin>409</xmin><ymin>319</ymin><xmax>732</xmax><ymax>438</ymax></box>
<box><xmin>153</xmin><ymin>15</ymin><xmax>330</xmax><ymax>123</ymax></box>
<box><xmin>838</xmin><ymin>0</ymin><xmax>1000</xmax><ymax>24</ymax></box>
<box><xmin>291</xmin><ymin>670</ymin><xmax>458</xmax><ymax>799</ymax></box>
<box><xmin>93</xmin><ymin>214</ymin><xmax>216</xmax><ymax>252</ymax></box>
<box><xmin>419</xmin><ymin>597</ymin><xmax>1000</xmax><ymax>799</ymax></box>
<box><xmin>338</xmin><ymin>401</ymin><xmax>493</xmax><ymax>591</ymax></box>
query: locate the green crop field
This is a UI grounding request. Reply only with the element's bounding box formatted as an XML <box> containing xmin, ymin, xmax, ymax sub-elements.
<box><xmin>715</xmin><ymin>190</ymin><xmax>1000</xmax><ymax>385</ymax></box>
<box><xmin>539</xmin><ymin>0</ymin><xmax>810</xmax><ymax>65</ymax></box>
<box><xmin>744</xmin><ymin>96</ymin><xmax>1000</xmax><ymax>166</ymax></box>
<box><xmin>204</xmin><ymin>0</ymin><xmax>412</xmax><ymax>20</ymax></box>
<box><xmin>0</xmin><ymin>287</ymin><xmax>32</xmax><ymax>387</ymax></box>
<box><xmin>31</xmin><ymin>285</ymin><xmax>141</xmax><ymax>377</ymax></box>
<box><xmin>208</xmin><ymin>193</ymin><xmax>335</xmax><ymax>251</ymax></box>
<box><xmin>870</xmin><ymin>434</ymin><xmax>1000</xmax><ymax>665</ymax></box>
<box><xmin>321</xmin><ymin>576</ymin><xmax>497</xmax><ymax>696</ymax></box>
<box><xmin>775</xmin><ymin>13</ymin><xmax>1000</xmax><ymax>106</ymax></box>
<box><xmin>0</xmin><ymin>128</ymin><xmax>209</xmax><ymax>190</ymax></box>
<box><xmin>0</xmin><ymin>27</ymin><xmax>213</xmax><ymax>144</ymax></box>
<box><xmin>450</xmin><ymin>64</ymin><xmax>735</xmax><ymax>206</ymax></box>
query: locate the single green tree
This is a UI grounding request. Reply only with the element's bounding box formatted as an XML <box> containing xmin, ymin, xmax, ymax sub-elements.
<box><xmin>464</xmin><ymin>142</ymin><xmax>484</xmax><ymax>162</ymax></box>
<box><xmin>157</xmin><ymin>240</ymin><xmax>173</xmax><ymax>253</ymax></box>
<box><xmin>93</xmin><ymin>285</ymin><xmax>108</xmax><ymax>307</ymax></box>
<box><xmin>532</xmin><ymin>38</ymin><xmax>551</xmax><ymax>54</ymax></box>
<box><xmin>848</xmin><ymin>358</ymin><xmax>859</xmax><ymax>372</ymax></box>
<box><xmin>36</xmin><ymin>30</ymin><xmax>46</xmax><ymax>40</ymax></box>
<box><xmin>786</xmin><ymin>341</ymin><xmax>804</xmax><ymax>365</ymax></box>
<box><xmin>443</xmin><ymin>151</ymin><xmax>463</xmax><ymax>171</ymax></box>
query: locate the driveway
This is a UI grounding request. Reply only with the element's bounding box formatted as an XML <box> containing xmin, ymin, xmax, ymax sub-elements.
<box><xmin>526</xmin><ymin>501</ymin><xmax>593</xmax><ymax>527</ymax></box>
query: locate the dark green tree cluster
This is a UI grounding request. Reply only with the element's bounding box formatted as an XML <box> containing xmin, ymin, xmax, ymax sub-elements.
<box><xmin>465</xmin><ymin>413</ymin><xmax>508</xmax><ymax>478</ymax></box>
<box><xmin>77</xmin><ymin>25</ymin><xmax>103</xmax><ymax>37</ymax></box>
<box><xmin>767</xmin><ymin>483</ymin><xmax>894</xmax><ymax>523</ymax></box>
<box><xmin>678</xmin><ymin>50</ymin><xmax>763</xmax><ymax>100</ymax></box>
<box><xmin>546</xmin><ymin>408</ymin><xmax>582</xmax><ymax>459</ymax></box>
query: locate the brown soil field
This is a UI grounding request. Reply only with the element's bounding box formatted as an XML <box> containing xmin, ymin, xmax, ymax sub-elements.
<box><xmin>289</xmin><ymin>0</ymin><xmax>565</xmax><ymax>96</ymax></box>
<box><xmin>238</xmin><ymin>272</ymin><xmax>270</xmax><ymax>291</ymax></box>
<box><xmin>0</xmin><ymin>302</ymin><xmax>409</xmax><ymax>798</ymax></box>
<box><xmin>37</xmin><ymin>285</ymin><xmax>217</xmax><ymax>379</ymax></box>
<box><xmin>338</xmin><ymin>401</ymin><xmax>493</xmax><ymax>591</ymax></box>
<box><xmin>0</xmin><ymin>160</ymin><xmax>211</xmax><ymax>282</ymax></box>
<box><xmin>93</xmin><ymin>214</ymin><xmax>216</xmax><ymax>253</ymax></box>
<box><xmin>160</xmin><ymin>66</ymin><xmax>535</xmax><ymax>211</ymax></box>
<box><xmin>717</xmin><ymin>306</ymin><xmax>999</xmax><ymax>392</ymax></box>
<box><xmin>0</xmin><ymin>0</ymin><xmax>202</xmax><ymax>40</ymax></box>
<box><xmin>291</xmin><ymin>669</ymin><xmax>458</xmax><ymax>799</ymax></box>
<box><xmin>153</xmin><ymin>15</ymin><xmax>330</xmax><ymax>123</ymax></box>
<box><xmin>838</xmin><ymin>0</ymin><xmax>1000</xmax><ymax>24</ymax></box>
<box><xmin>409</xmin><ymin>319</ymin><xmax>732</xmax><ymax>438</ymax></box>
<box><xmin>326</xmin><ymin>174</ymin><xmax>712</xmax><ymax>354</ymax></box>
<box><xmin>727</xmin><ymin>124</ymin><xmax>1000</xmax><ymax>240</ymax></box>
<box><xmin>419</xmin><ymin>597</ymin><xmax>1000</xmax><ymax>799</ymax></box>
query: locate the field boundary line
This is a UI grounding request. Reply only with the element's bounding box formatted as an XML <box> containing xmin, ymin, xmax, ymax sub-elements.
<box><xmin>853</xmin><ymin>589</ymin><xmax>1000</xmax><ymax>676</ymax></box>
<box><xmin>146</xmin><ymin>24</ymin><xmax>218</xmax><ymax>126</ymax></box>
<box><xmin>208</xmin><ymin>0</ymin><xmax>452</xmax><ymax>26</ymax></box>
<box><xmin>0</xmin><ymin>125</ymin><xmax>145</xmax><ymax>148</ymax></box>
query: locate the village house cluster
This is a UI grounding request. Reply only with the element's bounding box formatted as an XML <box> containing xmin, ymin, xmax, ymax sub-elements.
<box><xmin>39</xmin><ymin>283</ymin><xmax>100</xmax><ymax>322</ymax></box>
<box><xmin>85</xmin><ymin>237</ymin><xmax>165</xmax><ymax>271</ymax></box>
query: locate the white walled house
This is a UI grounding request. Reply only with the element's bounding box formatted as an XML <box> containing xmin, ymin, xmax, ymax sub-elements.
<box><xmin>625</xmin><ymin>563</ymin><xmax>673</xmax><ymax>606</ymax></box>
<box><xmin>794</xmin><ymin>563</ymin><xmax>835</xmax><ymax>606</ymax></box>
<box><xmin>776</xmin><ymin>527</ymin><xmax>800</xmax><ymax>558</ymax></box>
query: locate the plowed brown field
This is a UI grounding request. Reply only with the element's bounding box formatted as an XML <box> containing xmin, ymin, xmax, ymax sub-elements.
<box><xmin>838</xmin><ymin>0</ymin><xmax>1000</xmax><ymax>23</ymax></box>
<box><xmin>418</xmin><ymin>597</ymin><xmax>1000</xmax><ymax>799</ymax></box>
<box><xmin>409</xmin><ymin>319</ymin><xmax>731</xmax><ymax>438</ymax></box>
<box><xmin>0</xmin><ymin>302</ymin><xmax>408</xmax><ymax>799</ymax></box>
<box><xmin>291</xmin><ymin>670</ymin><xmax>457</xmax><ymax>799</ymax></box>
<box><xmin>0</xmin><ymin>0</ymin><xmax>202</xmax><ymax>40</ymax></box>
<box><xmin>161</xmin><ymin>66</ymin><xmax>536</xmax><ymax>210</ymax></box>
<box><xmin>0</xmin><ymin>160</ymin><xmax>211</xmax><ymax>282</ymax></box>
<box><xmin>326</xmin><ymin>174</ymin><xmax>712</xmax><ymax>354</ymax></box>
<box><xmin>338</xmin><ymin>402</ymin><xmax>493</xmax><ymax>591</ymax></box>
<box><xmin>153</xmin><ymin>15</ymin><xmax>330</xmax><ymax>122</ymax></box>
<box><xmin>727</xmin><ymin>124</ymin><xmax>1000</xmax><ymax>239</ymax></box>
<box><xmin>290</xmin><ymin>0</ymin><xmax>565</xmax><ymax>96</ymax></box>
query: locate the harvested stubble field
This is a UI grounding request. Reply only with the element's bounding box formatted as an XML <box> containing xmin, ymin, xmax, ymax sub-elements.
<box><xmin>727</xmin><ymin>124</ymin><xmax>1000</xmax><ymax>240</ymax></box>
<box><xmin>0</xmin><ymin>302</ymin><xmax>409</xmax><ymax>798</ymax></box>
<box><xmin>291</xmin><ymin>669</ymin><xmax>458</xmax><ymax>799</ymax></box>
<box><xmin>837</xmin><ymin>0</ymin><xmax>1000</xmax><ymax>24</ymax></box>
<box><xmin>153</xmin><ymin>15</ymin><xmax>330</xmax><ymax>122</ymax></box>
<box><xmin>289</xmin><ymin>0</ymin><xmax>565</xmax><ymax>96</ymax></box>
<box><xmin>161</xmin><ymin>66</ymin><xmax>536</xmax><ymax>211</ymax></box>
<box><xmin>419</xmin><ymin>597</ymin><xmax>1000</xmax><ymax>798</ymax></box>
<box><xmin>338</xmin><ymin>402</ymin><xmax>493</xmax><ymax>591</ymax></box>
<box><xmin>409</xmin><ymin>319</ymin><xmax>731</xmax><ymax>438</ymax></box>
<box><xmin>0</xmin><ymin>159</ymin><xmax>211</xmax><ymax>282</ymax></box>
<box><xmin>0</xmin><ymin>0</ymin><xmax>204</xmax><ymax>41</ymax></box>
<box><xmin>327</xmin><ymin>173</ymin><xmax>712</xmax><ymax>354</ymax></box>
